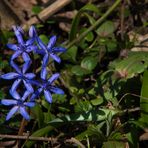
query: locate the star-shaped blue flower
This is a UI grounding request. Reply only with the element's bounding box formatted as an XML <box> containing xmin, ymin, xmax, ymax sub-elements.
<box><xmin>30</xmin><ymin>68</ymin><xmax>64</xmax><ymax>103</ymax></box>
<box><xmin>0</xmin><ymin>61</ymin><xmax>35</xmax><ymax>93</ymax></box>
<box><xmin>7</xmin><ymin>26</ymin><xmax>37</xmax><ymax>62</ymax></box>
<box><xmin>1</xmin><ymin>90</ymin><xmax>35</xmax><ymax>120</ymax></box>
<box><xmin>29</xmin><ymin>26</ymin><xmax>66</xmax><ymax>66</ymax></box>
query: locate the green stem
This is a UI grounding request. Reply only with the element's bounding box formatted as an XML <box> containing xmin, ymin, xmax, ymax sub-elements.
<box><xmin>66</xmin><ymin>0</ymin><xmax>121</xmax><ymax>49</ymax></box>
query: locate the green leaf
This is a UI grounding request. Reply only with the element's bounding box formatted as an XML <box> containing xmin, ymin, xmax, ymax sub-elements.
<box><xmin>81</xmin><ymin>56</ymin><xmax>98</xmax><ymax>71</ymax></box>
<box><xmin>140</xmin><ymin>70</ymin><xmax>148</xmax><ymax>124</ymax></box>
<box><xmin>69</xmin><ymin>4</ymin><xmax>100</xmax><ymax>41</ymax></box>
<box><xmin>71</xmin><ymin>65</ymin><xmax>90</xmax><ymax>76</ymax></box>
<box><xmin>32</xmin><ymin>104</ymin><xmax>44</xmax><ymax>128</ymax></box>
<box><xmin>39</xmin><ymin>34</ymin><xmax>49</xmax><ymax>44</ymax></box>
<box><xmin>61</xmin><ymin>45</ymin><xmax>78</xmax><ymax>62</ymax></box>
<box><xmin>48</xmin><ymin>109</ymin><xmax>119</xmax><ymax>123</ymax></box>
<box><xmin>32</xmin><ymin>6</ymin><xmax>42</xmax><ymax>14</ymax></box>
<box><xmin>96</xmin><ymin>21</ymin><xmax>115</xmax><ymax>37</ymax></box>
<box><xmin>102</xmin><ymin>141</ymin><xmax>126</xmax><ymax>148</ymax></box>
<box><xmin>25</xmin><ymin>125</ymin><xmax>54</xmax><ymax>147</ymax></box>
<box><xmin>91</xmin><ymin>97</ymin><xmax>103</xmax><ymax>106</ymax></box>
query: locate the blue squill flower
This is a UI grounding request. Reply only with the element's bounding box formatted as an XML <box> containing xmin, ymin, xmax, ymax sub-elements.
<box><xmin>7</xmin><ymin>26</ymin><xmax>37</xmax><ymax>62</ymax></box>
<box><xmin>0</xmin><ymin>61</ymin><xmax>35</xmax><ymax>93</ymax></box>
<box><xmin>1</xmin><ymin>90</ymin><xmax>35</xmax><ymax>120</ymax></box>
<box><xmin>29</xmin><ymin>26</ymin><xmax>66</xmax><ymax>64</ymax></box>
<box><xmin>30</xmin><ymin>68</ymin><xmax>64</xmax><ymax>103</ymax></box>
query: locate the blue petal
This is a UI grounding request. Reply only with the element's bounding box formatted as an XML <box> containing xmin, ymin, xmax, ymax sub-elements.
<box><xmin>41</xmin><ymin>67</ymin><xmax>47</xmax><ymax>80</ymax></box>
<box><xmin>35</xmin><ymin>49</ymin><xmax>46</xmax><ymax>55</ymax></box>
<box><xmin>48</xmin><ymin>73</ymin><xmax>60</xmax><ymax>84</ymax></box>
<box><xmin>44</xmin><ymin>90</ymin><xmax>52</xmax><ymax>103</ymax></box>
<box><xmin>11</xmin><ymin>50</ymin><xmax>22</xmax><ymax>60</ymax></box>
<box><xmin>1</xmin><ymin>72</ymin><xmax>19</xmax><ymax>79</ymax></box>
<box><xmin>47</xmin><ymin>36</ymin><xmax>56</xmax><ymax>49</ymax></box>
<box><xmin>10</xmin><ymin>61</ymin><xmax>21</xmax><ymax>74</ymax></box>
<box><xmin>37</xmin><ymin>38</ymin><xmax>47</xmax><ymax>51</ymax></box>
<box><xmin>19</xmin><ymin>107</ymin><xmax>30</xmax><ymax>120</ymax></box>
<box><xmin>24</xmin><ymin>73</ymin><xmax>36</xmax><ymax>79</ymax></box>
<box><xmin>7</xmin><ymin>44</ymin><xmax>18</xmax><ymax>51</ymax></box>
<box><xmin>30</xmin><ymin>88</ymin><xmax>43</xmax><ymax>101</ymax></box>
<box><xmin>22</xmin><ymin>61</ymin><xmax>31</xmax><ymax>74</ymax></box>
<box><xmin>53</xmin><ymin>47</ymin><xmax>66</xmax><ymax>52</ymax></box>
<box><xmin>23</xmin><ymin>80</ymin><xmax>34</xmax><ymax>93</ymax></box>
<box><xmin>26</xmin><ymin>38</ymin><xmax>34</xmax><ymax>46</ymax></box>
<box><xmin>11</xmin><ymin>79</ymin><xmax>21</xmax><ymax>92</ymax></box>
<box><xmin>50</xmin><ymin>53</ymin><xmax>61</xmax><ymax>63</ymax></box>
<box><xmin>42</xmin><ymin>54</ymin><xmax>49</xmax><ymax>67</ymax></box>
<box><xmin>10</xmin><ymin>89</ymin><xmax>21</xmax><ymax>100</ymax></box>
<box><xmin>26</xmin><ymin>45</ymin><xmax>38</xmax><ymax>53</ymax></box>
<box><xmin>1</xmin><ymin>99</ymin><xmax>17</xmax><ymax>106</ymax></box>
<box><xmin>29</xmin><ymin>26</ymin><xmax>37</xmax><ymax>38</ymax></box>
<box><xmin>22</xmin><ymin>52</ymin><xmax>31</xmax><ymax>62</ymax></box>
<box><xmin>6</xmin><ymin>106</ymin><xmax>18</xmax><ymax>120</ymax></box>
<box><xmin>22</xmin><ymin>91</ymin><xmax>30</xmax><ymax>101</ymax></box>
<box><xmin>13</xmin><ymin>26</ymin><xmax>24</xmax><ymax>45</ymax></box>
<box><xmin>50</xmin><ymin>87</ymin><xmax>64</xmax><ymax>95</ymax></box>
<box><xmin>24</xmin><ymin>102</ymin><xmax>35</xmax><ymax>107</ymax></box>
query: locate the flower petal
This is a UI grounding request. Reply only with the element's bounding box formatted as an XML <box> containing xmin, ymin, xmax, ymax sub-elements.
<box><xmin>24</xmin><ymin>73</ymin><xmax>36</xmax><ymax>79</ymax></box>
<box><xmin>47</xmin><ymin>36</ymin><xmax>56</xmax><ymax>49</ymax></box>
<box><xmin>42</xmin><ymin>54</ymin><xmax>49</xmax><ymax>67</ymax></box>
<box><xmin>0</xmin><ymin>72</ymin><xmax>19</xmax><ymax>79</ymax></box>
<box><xmin>11</xmin><ymin>79</ymin><xmax>21</xmax><ymax>92</ymax></box>
<box><xmin>22</xmin><ymin>61</ymin><xmax>31</xmax><ymax>74</ymax></box>
<box><xmin>50</xmin><ymin>87</ymin><xmax>64</xmax><ymax>95</ymax></box>
<box><xmin>26</xmin><ymin>45</ymin><xmax>38</xmax><ymax>53</ymax></box>
<box><xmin>23</xmin><ymin>80</ymin><xmax>34</xmax><ymax>93</ymax></box>
<box><xmin>19</xmin><ymin>107</ymin><xmax>30</xmax><ymax>120</ymax></box>
<box><xmin>53</xmin><ymin>47</ymin><xmax>66</xmax><ymax>52</ymax></box>
<box><xmin>41</xmin><ymin>67</ymin><xmax>47</xmax><ymax>80</ymax></box>
<box><xmin>35</xmin><ymin>49</ymin><xmax>45</xmax><ymax>55</ymax></box>
<box><xmin>22</xmin><ymin>91</ymin><xmax>30</xmax><ymax>101</ymax></box>
<box><xmin>22</xmin><ymin>52</ymin><xmax>31</xmax><ymax>62</ymax></box>
<box><xmin>48</xmin><ymin>73</ymin><xmax>60</xmax><ymax>84</ymax></box>
<box><xmin>26</xmin><ymin>38</ymin><xmax>34</xmax><ymax>46</ymax></box>
<box><xmin>44</xmin><ymin>90</ymin><xmax>52</xmax><ymax>103</ymax></box>
<box><xmin>24</xmin><ymin>102</ymin><xmax>35</xmax><ymax>107</ymax></box>
<box><xmin>13</xmin><ymin>26</ymin><xmax>24</xmax><ymax>44</ymax></box>
<box><xmin>30</xmin><ymin>88</ymin><xmax>43</xmax><ymax>101</ymax></box>
<box><xmin>10</xmin><ymin>60</ymin><xmax>21</xmax><ymax>74</ymax></box>
<box><xmin>7</xmin><ymin>44</ymin><xmax>18</xmax><ymax>51</ymax></box>
<box><xmin>50</xmin><ymin>53</ymin><xmax>61</xmax><ymax>63</ymax></box>
<box><xmin>11</xmin><ymin>50</ymin><xmax>22</xmax><ymax>60</ymax></box>
<box><xmin>9</xmin><ymin>89</ymin><xmax>21</xmax><ymax>100</ymax></box>
<box><xmin>37</xmin><ymin>37</ymin><xmax>46</xmax><ymax>51</ymax></box>
<box><xmin>1</xmin><ymin>99</ymin><xmax>17</xmax><ymax>106</ymax></box>
<box><xmin>6</xmin><ymin>106</ymin><xmax>18</xmax><ymax>120</ymax></box>
<box><xmin>29</xmin><ymin>26</ymin><xmax>37</xmax><ymax>38</ymax></box>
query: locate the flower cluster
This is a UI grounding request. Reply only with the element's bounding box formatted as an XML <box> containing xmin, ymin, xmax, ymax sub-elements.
<box><xmin>0</xmin><ymin>26</ymin><xmax>66</xmax><ymax>120</ymax></box>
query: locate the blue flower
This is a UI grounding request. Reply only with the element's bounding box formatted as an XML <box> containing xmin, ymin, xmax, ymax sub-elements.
<box><xmin>1</xmin><ymin>90</ymin><xmax>35</xmax><ymax>120</ymax></box>
<box><xmin>30</xmin><ymin>27</ymin><xmax>66</xmax><ymax>64</ymax></box>
<box><xmin>30</xmin><ymin>68</ymin><xmax>64</xmax><ymax>103</ymax></box>
<box><xmin>0</xmin><ymin>62</ymin><xmax>35</xmax><ymax>93</ymax></box>
<box><xmin>7</xmin><ymin>26</ymin><xmax>37</xmax><ymax>62</ymax></box>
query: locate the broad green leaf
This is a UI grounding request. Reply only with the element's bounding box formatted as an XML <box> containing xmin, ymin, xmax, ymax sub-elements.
<box><xmin>39</xmin><ymin>34</ymin><xmax>49</xmax><ymax>44</ymax></box>
<box><xmin>69</xmin><ymin>4</ymin><xmax>100</xmax><ymax>41</ymax></box>
<box><xmin>111</xmin><ymin>52</ymin><xmax>148</xmax><ymax>78</ymax></box>
<box><xmin>96</xmin><ymin>21</ymin><xmax>115</xmax><ymax>37</ymax></box>
<box><xmin>48</xmin><ymin>109</ymin><xmax>119</xmax><ymax>123</ymax></box>
<box><xmin>61</xmin><ymin>45</ymin><xmax>78</xmax><ymax>62</ymax></box>
<box><xmin>140</xmin><ymin>70</ymin><xmax>148</xmax><ymax>124</ymax></box>
<box><xmin>32</xmin><ymin>104</ymin><xmax>44</xmax><ymax>128</ymax></box>
<box><xmin>81</xmin><ymin>56</ymin><xmax>98</xmax><ymax>71</ymax></box>
<box><xmin>91</xmin><ymin>97</ymin><xmax>103</xmax><ymax>106</ymax></box>
<box><xmin>32</xmin><ymin>6</ymin><xmax>42</xmax><ymax>14</ymax></box>
<box><xmin>102</xmin><ymin>141</ymin><xmax>126</xmax><ymax>148</ymax></box>
<box><xmin>71</xmin><ymin>65</ymin><xmax>90</xmax><ymax>76</ymax></box>
<box><xmin>25</xmin><ymin>125</ymin><xmax>54</xmax><ymax>147</ymax></box>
